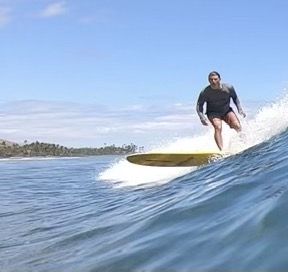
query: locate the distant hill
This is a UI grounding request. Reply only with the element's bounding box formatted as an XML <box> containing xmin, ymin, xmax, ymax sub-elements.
<box><xmin>0</xmin><ymin>139</ymin><xmax>18</xmax><ymax>146</ymax></box>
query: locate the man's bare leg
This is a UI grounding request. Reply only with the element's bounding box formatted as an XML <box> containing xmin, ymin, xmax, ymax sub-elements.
<box><xmin>214</xmin><ymin>128</ymin><xmax>223</xmax><ymax>150</ymax></box>
<box><xmin>225</xmin><ymin>111</ymin><xmax>242</xmax><ymax>132</ymax></box>
<box><xmin>209</xmin><ymin>117</ymin><xmax>223</xmax><ymax>151</ymax></box>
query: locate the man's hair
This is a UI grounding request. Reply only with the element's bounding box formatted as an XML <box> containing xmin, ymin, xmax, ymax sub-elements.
<box><xmin>208</xmin><ymin>71</ymin><xmax>221</xmax><ymax>80</ymax></box>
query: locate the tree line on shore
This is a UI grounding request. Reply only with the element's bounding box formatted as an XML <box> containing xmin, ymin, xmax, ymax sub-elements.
<box><xmin>0</xmin><ymin>141</ymin><xmax>141</xmax><ymax>158</ymax></box>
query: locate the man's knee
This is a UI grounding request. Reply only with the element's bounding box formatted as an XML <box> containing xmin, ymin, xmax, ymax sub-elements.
<box><xmin>211</xmin><ymin>121</ymin><xmax>222</xmax><ymax>131</ymax></box>
<box><xmin>231</xmin><ymin>122</ymin><xmax>241</xmax><ymax>132</ymax></box>
<box><xmin>214</xmin><ymin>124</ymin><xmax>222</xmax><ymax>131</ymax></box>
<box><xmin>209</xmin><ymin>118</ymin><xmax>222</xmax><ymax>130</ymax></box>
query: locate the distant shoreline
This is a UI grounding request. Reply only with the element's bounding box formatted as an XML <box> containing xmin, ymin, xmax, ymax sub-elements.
<box><xmin>0</xmin><ymin>155</ymin><xmax>122</xmax><ymax>162</ymax></box>
<box><xmin>0</xmin><ymin>141</ymin><xmax>141</xmax><ymax>158</ymax></box>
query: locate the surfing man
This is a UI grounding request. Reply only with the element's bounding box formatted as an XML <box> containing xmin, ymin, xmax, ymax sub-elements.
<box><xmin>196</xmin><ymin>71</ymin><xmax>246</xmax><ymax>151</ymax></box>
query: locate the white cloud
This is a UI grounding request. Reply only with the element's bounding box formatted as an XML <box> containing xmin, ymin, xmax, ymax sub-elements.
<box><xmin>0</xmin><ymin>100</ymin><xmax>201</xmax><ymax>147</ymax></box>
<box><xmin>0</xmin><ymin>6</ymin><xmax>12</xmax><ymax>26</ymax></box>
<box><xmin>0</xmin><ymin>99</ymin><xmax>262</xmax><ymax>148</ymax></box>
<box><xmin>37</xmin><ymin>1</ymin><xmax>67</xmax><ymax>18</ymax></box>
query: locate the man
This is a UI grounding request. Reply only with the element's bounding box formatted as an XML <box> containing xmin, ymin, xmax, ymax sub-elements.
<box><xmin>196</xmin><ymin>71</ymin><xmax>246</xmax><ymax>151</ymax></box>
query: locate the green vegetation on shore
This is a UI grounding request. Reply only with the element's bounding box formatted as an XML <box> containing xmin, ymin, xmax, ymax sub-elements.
<box><xmin>0</xmin><ymin>140</ymin><xmax>140</xmax><ymax>158</ymax></box>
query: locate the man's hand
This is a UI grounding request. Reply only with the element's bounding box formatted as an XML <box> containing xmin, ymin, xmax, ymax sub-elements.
<box><xmin>239</xmin><ymin>109</ymin><xmax>246</xmax><ymax>118</ymax></box>
<box><xmin>200</xmin><ymin>118</ymin><xmax>209</xmax><ymax>126</ymax></box>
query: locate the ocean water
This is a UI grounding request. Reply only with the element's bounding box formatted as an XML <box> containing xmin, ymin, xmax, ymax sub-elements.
<box><xmin>1</xmin><ymin>96</ymin><xmax>288</xmax><ymax>271</ymax></box>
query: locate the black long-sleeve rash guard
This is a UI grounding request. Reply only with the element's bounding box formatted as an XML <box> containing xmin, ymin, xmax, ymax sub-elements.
<box><xmin>196</xmin><ymin>83</ymin><xmax>243</xmax><ymax>121</ymax></box>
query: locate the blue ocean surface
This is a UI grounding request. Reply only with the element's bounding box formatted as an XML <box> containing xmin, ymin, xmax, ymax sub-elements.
<box><xmin>1</xmin><ymin>98</ymin><xmax>288</xmax><ymax>271</ymax></box>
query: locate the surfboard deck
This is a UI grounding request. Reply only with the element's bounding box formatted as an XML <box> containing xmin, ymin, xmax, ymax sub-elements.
<box><xmin>126</xmin><ymin>151</ymin><xmax>224</xmax><ymax>167</ymax></box>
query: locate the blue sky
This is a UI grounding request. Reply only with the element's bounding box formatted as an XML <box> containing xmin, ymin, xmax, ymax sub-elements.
<box><xmin>0</xmin><ymin>0</ymin><xmax>287</xmax><ymax>147</ymax></box>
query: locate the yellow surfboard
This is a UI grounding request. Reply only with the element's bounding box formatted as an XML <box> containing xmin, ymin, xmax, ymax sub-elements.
<box><xmin>126</xmin><ymin>151</ymin><xmax>223</xmax><ymax>167</ymax></box>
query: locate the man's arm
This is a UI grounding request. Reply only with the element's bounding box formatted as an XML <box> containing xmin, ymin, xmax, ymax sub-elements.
<box><xmin>196</xmin><ymin>92</ymin><xmax>209</xmax><ymax>125</ymax></box>
<box><xmin>229</xmin><ymin>85</ymin><xmax>246</xmax><ymax>118</ymax></box>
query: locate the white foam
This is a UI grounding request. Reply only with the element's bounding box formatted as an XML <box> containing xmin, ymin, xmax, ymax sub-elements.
<box><xmin>98</xmin><ymin>93</ymin><xmax>288</xmax><ymax>187</ymax></box>
<box><xmin>98</xmin><ymin>159</ymin><xmax>193</xmax><ymax>188</ymax></box>
<box><xmin>227</xmin><ymin>93</ymin><xmax>288</xmax><ymax>153</ymax></box>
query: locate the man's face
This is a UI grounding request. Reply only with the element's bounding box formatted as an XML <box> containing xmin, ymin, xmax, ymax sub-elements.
<box><xmin>209</xmin><ymin>75</ymin><xmax>220</xmax><ymax>87</ymax></box>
